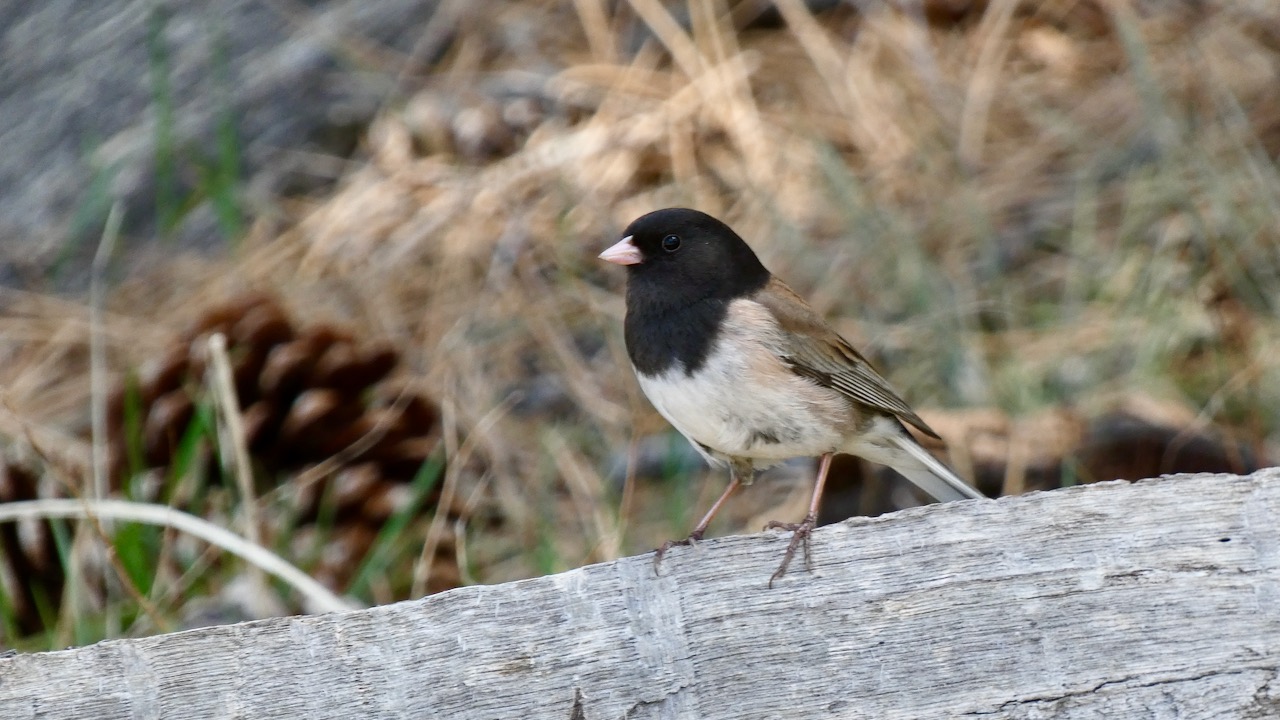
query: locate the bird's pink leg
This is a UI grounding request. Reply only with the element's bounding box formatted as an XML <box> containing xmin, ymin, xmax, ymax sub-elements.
<box><xmin>766</xmin><ymin>452</ymin><xmax>834</xmax><ymax>587</ymax></box>
<box><xmin>653</xmin><ymin>463</ymin><xmax>747</xmax><ymax>570</ymax></box>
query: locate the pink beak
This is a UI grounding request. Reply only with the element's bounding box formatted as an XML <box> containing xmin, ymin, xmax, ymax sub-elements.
<box><xmin>598</xmin><ymin>235</ymin><xmax>643</xmax><ymax>266</ymax></box>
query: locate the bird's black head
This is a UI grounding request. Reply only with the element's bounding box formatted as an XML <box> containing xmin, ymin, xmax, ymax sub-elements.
<box><xmin>600</xmin><ymin>208</ymin><xmax>770</xmax><ymax>313</ymax></box>
<box><xmin>600</xmin><ymin>208</ymin><xmax>773</xmax><ymax>375</ymax></box>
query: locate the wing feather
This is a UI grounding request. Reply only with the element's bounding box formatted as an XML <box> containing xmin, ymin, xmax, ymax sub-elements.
<box><xmin>752</xmin><ymin>279</ymin><xmax>940</xmax><ymax>439</ymax></box>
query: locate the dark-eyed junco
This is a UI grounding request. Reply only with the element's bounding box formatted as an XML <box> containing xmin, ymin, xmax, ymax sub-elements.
<box><xmin>600</xmin><ymin>208</ymin><xmax>985</xmax><ymax>584</ymax></box>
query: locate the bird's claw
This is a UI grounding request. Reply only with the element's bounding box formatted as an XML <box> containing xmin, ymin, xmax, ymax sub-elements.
<box><xmin>765</xmin><ymin>513</ymin><xmax>817</xmax><ymax>587</ymax></box>
<box><xmin>652</xmin><ymin>531</ymin><xmax>703</xmax><ymax>574</ymax></box>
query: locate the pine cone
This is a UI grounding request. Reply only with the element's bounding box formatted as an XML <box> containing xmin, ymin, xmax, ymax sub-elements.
<box><xmin>0</xmin><ymin>460</ymin><xmax>63</xmax><ymax>640</ymax></box>
<box><xmin>103</xmin><ymin>292</ymin><xmax>472</xmax><ymax>603</ymax></box>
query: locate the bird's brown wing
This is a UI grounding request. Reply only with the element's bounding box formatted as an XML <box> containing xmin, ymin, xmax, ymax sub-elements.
<box><xmin>752</xmin><ymin>277</ymin><xmax>940</xmax><ymax>439</ymax></box>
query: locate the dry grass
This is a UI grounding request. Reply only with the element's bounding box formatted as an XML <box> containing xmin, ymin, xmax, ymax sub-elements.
<box><xmin>2</xmin><ymin>0</ymin><xmax>1279</xmax><ymax>647</ymax></box>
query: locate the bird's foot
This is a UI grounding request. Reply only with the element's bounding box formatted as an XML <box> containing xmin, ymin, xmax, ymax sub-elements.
<box><xmin>764</xmin><ymin>513</ymin><xmax>818</xmax><ymax>588</ymax></box>
<box><xmin>652</xmin><ymin>530</ymin><xmax>705</xmax><ymax>574</ymax></box>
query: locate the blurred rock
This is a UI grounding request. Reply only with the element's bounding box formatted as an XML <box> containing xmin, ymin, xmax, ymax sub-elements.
<box><xmin>1078</xmin><ymin>410</ymin><xmax>1261</xmax><ymax>483</ymax></box>
<box><xmin>0</xmin><ymin>0</ymin><xmax>453</xmax><ymax>289</ymax></box>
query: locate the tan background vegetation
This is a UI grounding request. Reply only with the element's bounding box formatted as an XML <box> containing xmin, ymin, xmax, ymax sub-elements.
<box><xmin>1</xmin><ymin>0</ymin><xmax>1277</xmax><ymax>649</ymax></box>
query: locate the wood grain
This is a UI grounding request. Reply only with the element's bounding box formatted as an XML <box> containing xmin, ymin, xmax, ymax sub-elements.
<box><xmin>2</xmin><ymin>470</ymin><xmax>1278</xmax><ymax>719</ymax></box>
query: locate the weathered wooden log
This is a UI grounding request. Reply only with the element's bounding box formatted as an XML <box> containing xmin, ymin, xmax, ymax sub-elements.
<box><xmin>2</xmin><ymin>470</ymin><xmax>1278</xmax><ymax>719</ymax></box>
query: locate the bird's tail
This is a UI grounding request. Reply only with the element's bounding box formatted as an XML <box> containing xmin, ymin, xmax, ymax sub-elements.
<box><xmin>885</xmin><ymin>432</ymin><xmax>986</xmax><ymax>502</ymax></box>
<box><xmin>846</xmin><ymin>416</ymin><xmax>986</xmax><ymax>503</ymax></box>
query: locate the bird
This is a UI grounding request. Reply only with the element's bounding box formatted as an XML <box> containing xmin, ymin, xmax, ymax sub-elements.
<box><xmin>598</xmin><ymin>208</ymin><xmax>985</xmax><ymax>585</ymax></box>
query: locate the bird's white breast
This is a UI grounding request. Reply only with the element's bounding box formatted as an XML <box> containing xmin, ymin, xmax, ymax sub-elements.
<box><xmin>635</xmin><ymin>299</ymin><xmax>851</xmax><ymax>466</ymax></box>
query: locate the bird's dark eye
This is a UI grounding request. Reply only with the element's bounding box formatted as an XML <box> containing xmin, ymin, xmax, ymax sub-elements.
<box><xmin>661</xmin><ymin>235</ymin><xmax>681</xmax><ymax>252</ymax></box>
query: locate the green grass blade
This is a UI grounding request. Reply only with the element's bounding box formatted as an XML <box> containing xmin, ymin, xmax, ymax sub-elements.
<box><xmin>345</xmin><ymin>452</ymin><xmax>446</xmax><ymax>599</ymax></box>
